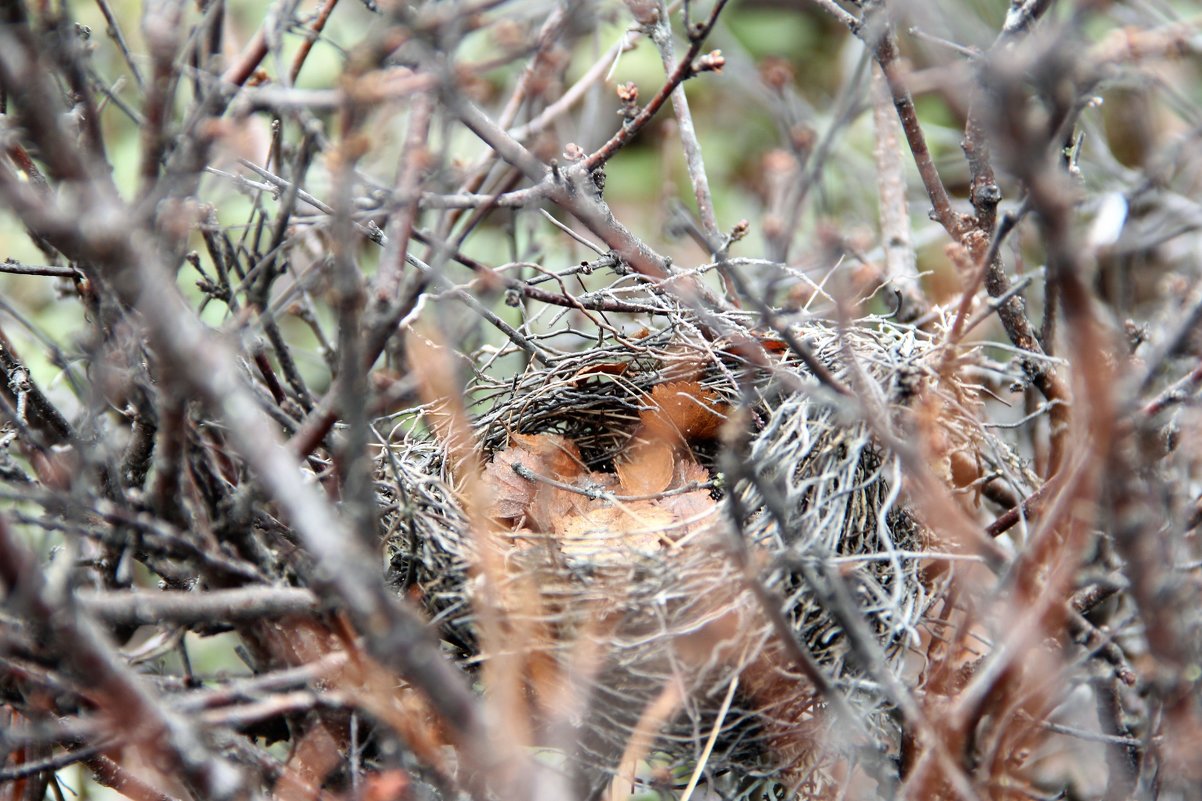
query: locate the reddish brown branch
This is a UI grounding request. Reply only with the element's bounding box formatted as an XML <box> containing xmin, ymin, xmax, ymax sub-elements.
<box><xmin>867</xmin><ymin>15</ymin><xmax>968</xmax><ymax>240</ymax></box>
<box><xmin>582</xmin><ymin>0</ymin><xmax>731</xmax><ymax>173</ymax></box>
<box><xmin>289</xmin><ymin>0</ymin><xmax>340</xmax><ymax>84</ymax></box>
<box><xmin>985</xmin><ymin>479</ymin><xmax>1053</xmax><ymax>538</ymax></box>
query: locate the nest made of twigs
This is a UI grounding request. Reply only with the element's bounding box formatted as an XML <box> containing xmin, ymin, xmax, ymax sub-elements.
<box><xmin>380</xmin><ymin>308</ymin><xmax>1004</xmax><ymax>798</ymax></box>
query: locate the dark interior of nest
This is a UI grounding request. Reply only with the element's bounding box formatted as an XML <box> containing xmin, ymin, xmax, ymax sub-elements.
<box><xmin>478</xmin><ymin>375</ymin><xmax>653</xmax><ymax>473</ymax></box>
<box><xmin>470</xmin><ymin>345</ymin><xmax>765</xmax><ymax>476</ymax></box>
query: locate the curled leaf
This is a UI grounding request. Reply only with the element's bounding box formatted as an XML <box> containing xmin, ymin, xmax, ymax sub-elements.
<box><xmin>640</xmin><ymin>381</ymin><xmax>727</xmax><ymax>443</ymax></box>
<box><xmin>616</xmin><ymin>439</ymin><xmax>675</xmax><ymax>496</ymax></box>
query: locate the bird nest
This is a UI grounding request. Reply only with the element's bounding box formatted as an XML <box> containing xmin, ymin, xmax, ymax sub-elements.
<box><xmin>380</xmin><ymin>305</ymin><xmax>997</xmax><ymax>798</ymax></box>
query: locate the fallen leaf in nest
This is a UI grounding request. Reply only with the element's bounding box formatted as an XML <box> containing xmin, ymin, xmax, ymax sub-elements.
<box><xmin>485</xmin><ymin>457</ymin><xmax>536</xmax><ymax>521</ymax></box>
<box><xmin>657</xmin><ymin>456</ymin><xmax>718</xmax><ymax>534</ymax></box>
<box><xmin>486</xmin><ymin>430</ymin><xmax>720</xmax><ymax>563</ymax></box>
<box><xmin>641</xmin><ymin>381</ymin><xmax>727</xmax><ymax>443</ymax></box>
<box><xmin>569</xmin><ymin>361</ymin><xmax>630</xmax><ymax>383</ymax></box>
<box><xmin>517</xmin><ymin>433</ymin><xmax>586</xmax><ymax>478</ymax></box>
<box><xmin>484</xmin><ymin>434</ymin><xmax>585</xmax><ymax>529</ymax></box>
<box><xmin>530</xmin><ymin>485</ymin><xmax>592</xmax><ymax>536</ymax></box>
<box><xmin>674</xmin><ymin>455</ymin><xmax>711</xmax><ymax>487</ymax></box>
<box><xmin>615</xmin><ymin>439</ymin><xmax>675</xmax><ymax>496</ymax></box>
<box><xmin>555</xmin><ymin>503</ymin><xmax>673</xmax><ymax>563</ymax></box>
<box><xmin>755</xmin><ymin>334</ymin><xmax>790</xmax><ymax>354</ymax></box>
<box><xmin>657</xmin><ymin>488</ymin><xmax>719</xmax><ymax>536</ymax></box>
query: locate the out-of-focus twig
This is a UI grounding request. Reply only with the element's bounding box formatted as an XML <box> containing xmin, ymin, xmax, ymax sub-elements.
<box><xmin>0</xmin><ymin>517</ymin><xmax>246</xmax><ymax>801</ymax></box>
<box><xmin>79</xmin><ymin>587</ymin><xmax>320</xmax><ymax>627</ymax></box>
<box><xmin>870</xmin><ymin>64</ymin><xmax>925</xmax><ymax>321</ymax></box>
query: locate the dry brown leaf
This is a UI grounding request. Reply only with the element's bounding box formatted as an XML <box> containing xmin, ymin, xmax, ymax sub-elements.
<box><xmin>484</xmin><ymin>434</ymin><xmax>585</xmax><ymax>530</ymax></box>
<box><xmin>484</xmin><ymin>452</ymin><xmax>536</xmax><ymax>521</ymax></box>
<box><xmin>756</xmin><ymin>334</ymin><xmax>790</xmax><ymax>355</ymax></box>
<box><xmin>515</xmin><ymin>433</ymin><xmax>586</xmax><ymax>479</ymax></box>
<box><xmin>569</xmin><ymin>361</ymin><xmax>630</xmax><ymax>383</ymax></box>
<box><xmin>486</xmin><ymin>429</ymin><xmax>719</xmax><ymax>560</ymax></box>
<box><xmin>556</xmin><ymin>503</ymin><xmax>673</xmax><ymax>562</ymax></box>
<box><xmin>615</xmin><ymin>439</ymin><xmax>674</xmax><ymax>496</ymax></box>
<box><xmin>674</xmin><ymin>455</ymin><xmax>711</xmax><ymax>487</ymax></box>
<box><xmin>654</xmin><ymin>456</ymin><xmax>718</xmax><ymax>534</ymax></box>
<box><xmin>656</xmin><ymin>489</ymin><xmax>719</xmax><ymax>536</ymax></box>
<box><xmin>530</xmin><ymin>484</ymin><xmax>591</xmax><ymax>535</ymax></box>
<box><xmin>641</xmin><ymin>381</ymin><xmax>727</xmax><ymax>443</ymax></box>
